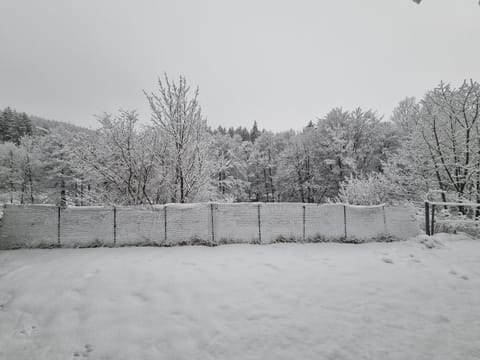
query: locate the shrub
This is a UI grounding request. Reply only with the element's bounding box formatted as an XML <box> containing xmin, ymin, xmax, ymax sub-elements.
<box><xmin>336</xmin><ymin>173</ymin><xmax>399</xmax><ymax>205</ymax></box>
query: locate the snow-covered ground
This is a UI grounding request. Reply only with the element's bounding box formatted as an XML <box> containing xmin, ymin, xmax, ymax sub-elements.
<box><xmin>1</xmin><ymin>234</ymin><xmax>480</xmax><ymax>360</ymax></box>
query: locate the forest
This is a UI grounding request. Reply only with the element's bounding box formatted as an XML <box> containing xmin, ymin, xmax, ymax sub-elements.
<box><xmin>1</xmin><ymin>76</ymin><xmax>479</xmax><ymax>207</ymax></box>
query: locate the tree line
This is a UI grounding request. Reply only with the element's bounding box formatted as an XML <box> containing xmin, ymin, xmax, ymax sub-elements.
<box><xmin>0</xmin><ymin>107</ymin><xmax>33</xmax><ymax>144</ymax></box>
<box><xmin>1</xmin><ymin>76</ymin><xmax>479</xmax><ymax>206</ymax></box>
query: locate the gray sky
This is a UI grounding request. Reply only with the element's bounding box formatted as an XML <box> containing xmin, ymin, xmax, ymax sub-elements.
<box><xmin>1</xmin><ymin>0</ymin><xmax>479</xmax><ymax>132</ymax></box>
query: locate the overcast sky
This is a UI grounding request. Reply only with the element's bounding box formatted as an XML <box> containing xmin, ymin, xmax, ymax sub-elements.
<box><xmin>1</xmin><ymin>0</ymin><xmax>479</xmax><ymax>132</ymax></box>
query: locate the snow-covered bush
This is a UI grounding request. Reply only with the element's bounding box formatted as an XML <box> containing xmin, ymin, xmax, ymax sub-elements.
<box><xmin>336</xmin><ymin>173</ymin><xmax>399</xmax><ymax>205</ymax></box>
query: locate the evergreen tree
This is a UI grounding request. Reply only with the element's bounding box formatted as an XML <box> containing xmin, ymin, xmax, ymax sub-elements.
<box><xmin>0</xmin><ymin>110</ymin><xmax>5</xmax><ymax>142</ymax></box>
<box><xmin>0</xmin><ymin>107</ymin><xmax>16</xmax><ymax>143</ymax></box>
<box><xmin>250</xmin><ymin>121</ymin><xmax>260</xmax><ymax>143</ymax></box>
<box><xmin>0</xmin><ymin>108</ymin><xmax>33</xmax><ymax>144</ymax></box>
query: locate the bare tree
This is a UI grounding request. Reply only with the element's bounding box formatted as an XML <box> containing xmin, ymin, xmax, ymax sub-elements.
<box><xmin>393</xmin><ymin>81</ymin><xmax>480</xmax><ymax>202</ymax></box>
<box><xmin>76</xmin><ymin>111</ymin><xmax>167</xmax><ymax>205</ymax></box>
<box><xmin>145</xmin><ymin>74</ymin><xmax>212</xmax><ymax>203</ymax></box>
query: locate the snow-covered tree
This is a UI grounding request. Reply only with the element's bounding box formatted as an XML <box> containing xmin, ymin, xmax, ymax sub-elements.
<box><xmin>0</xmin><ymin>142</ymin><xmax>22</xmax><ymax>203</ymax></box>
<box><xmin>336</xmin><ymin>173</ymin><xmax>395</xmax><ymax>205</ymax></box>
<box><xmin>145</xmin><ymin>74</ymin><xmax>212</xmax><ymax>203</ymax></box>
<box><xmin>75</xmin><ymin>110</ymin><xmax>168</xmax><ymax>205</ymax></box>
<box><xmin>16</xmin><ymin>136</ymin><xmax>41</xmax><ymax>204</ymax></box>
<box><xmin>210</xmin><ymin>133</ymin><xmax>249</xmax><ymax>202</ymax></box>
<box><xmin>0</xmin><ymin>107</ymin><xmax>33</xmax><ymax>145</ymax></box>
<box><xmin>389</xmin><ymin>80</ymin><xmax>480</xmax><ymax>203</ymax></box>
<box><xmin>36</xmin><ymin>129</ymin><xmax>82</xmax><ymax>206</ymax></box>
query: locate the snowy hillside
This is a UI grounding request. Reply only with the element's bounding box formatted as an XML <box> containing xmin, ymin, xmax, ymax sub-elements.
<box><xmin>1</xmin><ymin>234</ymin><xmax>479</xmax><ymax>360</ymax></box>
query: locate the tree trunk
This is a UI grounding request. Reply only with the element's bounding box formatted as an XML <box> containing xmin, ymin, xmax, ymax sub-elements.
<box><xmin>264</xmin><ymin>168</ymin><xmax>269</xmax><ymax>202</ymax></box>
<box><xmin>28</xmin><ymin>165</ymin><xmax>34</xmax><ymax>204</ymax></box>
<box><xmin>60</xmin><ymin>169</ymin><xmax>67</xmax><ymax>208</ymax></box>
<box><xmin>269</xmin><ymin>166</ymin><xmax>274</xmax><ymax>201</ymax></box>
<box><xmin>80</xmin><ymin>182</ymin><xmax>84</xmax><ymax>206</ymax></box>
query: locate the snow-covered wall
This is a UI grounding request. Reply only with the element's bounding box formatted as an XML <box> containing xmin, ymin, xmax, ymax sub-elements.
<box><xmin>305</xmin><ymin>204</ymin><xmax>345</xmax><ymax>240</ymax></box>
<box><xmin>346</xmin><ymin>205</ymin><xmax>386</xmax><ymax>240</ymax></box>
<box><xmin>215</xmin><ymin>203</ymin><xmax>259</xmax><ymax>243</ymax></box>
<box><xmin>116</xmin><ymin>206</ymin><xmax>165</xmax><ymax>246</ymax></box>
<box><xmin>165</xmin><ymin>204</ymin><xmax>212</xmax><ymax>245</ymax></box>
<box><xmin>60</xmin><ymin>207</ymin><xmax>114</xmax><ymax>247</ymax></box>
<box><xmin>260</xmin><ymin>203</ymin><xmax>304</xmax><ymax>243</ymax></box>
<box><xmin>0</xmin><ymin>205</ymin><xmax>58</xmax><ymax>248</ymax></box>
<box><xmin>0</xmin><ymin>203</ymin><xmax>419</xmax><ymax>249</ymax></box>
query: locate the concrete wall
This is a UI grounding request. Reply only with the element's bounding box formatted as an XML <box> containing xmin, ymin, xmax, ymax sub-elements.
<box><xmin>0</xmin><ymin>203</ymin><xmax>419</xmax><ymax>249</ymax></box>
<box><xmin>60</xmin><ymin>207</ymin><xmax>114</xmax><ymax>247</ymax></box>
<box><xmin>165</xmin><ymin>204</ymin><xmax>211</xmax><ymax>245</ymax></box>
<box><xmin>346</xmin><ymin>205</ymin><xmax>386</xmax><ymax>240</ymax></box>
<box><xmin>0</xmin><ymin>205</ymin><xmax>58</xmax><ymax>248</ymax></box>
<box><xmin>215</xmin><ymin>203</ymin><xmax>260</xmax><ymax>243</ymax></box>
<box><xmin>260</xmin><ymin>203</ymin><xmax>304</xmax><ymax>243</ymax></box>
<box><xmin>305</xmin><ymin>204</ymin><xmax>345</xmax><ymax>240</ymax></box>
<box><xmin>116</xmin><ymin>206</ymin><xmax>165</xmax><ymax>246</ymax></box>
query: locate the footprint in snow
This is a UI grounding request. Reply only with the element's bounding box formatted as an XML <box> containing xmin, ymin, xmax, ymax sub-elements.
<box><xmin>382</xmin><ymin>257</ymin><xmax>394</xmax><ymax>264</ymax></box>
<box><xmin>182</xmin><ymin>262</ymin><xmax>199</xmax><ymax>268</ymax></box>
<box><xmin>262</xmin><ymin>263</ymin><xmax>280</xmax><ymax>270</ymax></box>
<box><xmin>450</xmin><ymin>268</ymin><xmax>469</xmax><ymax>280</ymax></box>
<box><xmin>18</xmin><ymin>325</ymin><xmax>38</xmax><ymax>336</ymax></box>
<box><xmin>0</xmin><ymin>292</ymin><xmax>13</xmax><ymax>310</ymax></box>
<box><xmin>433</xmin><ymin>314</ymin><xmax>450</xmax><ymax>324</ymax></box>
<box><xmin>16</xmin><ymin>312</ymin><xmax>38</xmax><ymax>337</ymax></box>
<box><xmin>73</xmin><ymin>344</ymin><xmax>93</xmax><ymax>358</ymax></box>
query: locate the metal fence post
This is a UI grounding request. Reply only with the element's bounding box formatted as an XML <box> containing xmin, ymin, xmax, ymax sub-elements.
<box><xmin>382</xmin><ymin>205</ymin><xmax>387</xmax><ymax>234</ymax></box>
<box><xmin>343</xmin><ymin>205</ymin><xmax>347</xmax><ymax>239</ymax></box>
<box><xmin>113</xmin><ymin>206</ymin><xmax>117</xmax><ymax>247</ymax></box>
<box><xmin>164</xmin><ymin>205</ymin><xmax>167</xmax><ymax>244</ymax></box>
<box><xmin>425</xmin><ymin>201</ymin><xmax>430</xmax><ymax>235</ymax></box>
<box><xmin>57</xmin><ymin>206</ymin><xmax>61</xmax><ymax>246</ymax></box>
<box><xmin>210</xmin><ymin>203</ymin><xmax>215</xmax><ymax>244</ymax></box>
<box><xmin>431</xmin><ymin>204</ymin><xmax>435</xmax><ymax>235</ymax></box>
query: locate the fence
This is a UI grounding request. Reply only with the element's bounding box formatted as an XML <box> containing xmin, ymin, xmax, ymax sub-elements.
<box><xmin>425</xmin><ymin>200</ymin><xmax>480</xmax><ymax>235</ymax></box>
<box><xmin>0</xmin><ymin>202</ymin><xmax>419</xmax><ymax>249</ymax></box>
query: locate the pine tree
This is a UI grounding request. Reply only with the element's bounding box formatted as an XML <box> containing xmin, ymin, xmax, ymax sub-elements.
<box><xmin>250</xmin><ymin>121</ymin><xmax>260</xmax><ymax>143</ymax></box>
<box><xmin>0</xmin><ymin>107</ymin><xmax>16</xmax><ymax>143</ymax></box>
<box><xmin>17</xmin><ymin>113</ymin><xmax>33</xmax><ymax>140</ymax></box>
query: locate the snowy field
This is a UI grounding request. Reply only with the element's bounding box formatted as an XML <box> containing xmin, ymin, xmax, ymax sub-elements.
<box><xmin>1</xmin><ymin>235</ymin><xmax>480</xmax><ymax>360</ymax></box>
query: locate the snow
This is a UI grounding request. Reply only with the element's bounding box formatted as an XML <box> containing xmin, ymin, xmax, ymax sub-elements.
<box><xmin>1</xmin><ymin>234</ymin><xmax>480</xmax><ymax>359</ymax></box>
